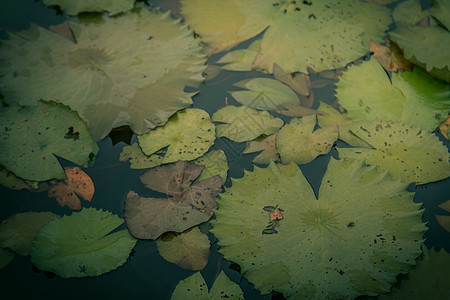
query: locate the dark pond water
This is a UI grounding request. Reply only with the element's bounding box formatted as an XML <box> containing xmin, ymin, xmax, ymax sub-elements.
<box><xmin>0</xmin><ymin>0</ymin><xmax>449</xmax><ymax>299</ymax></box>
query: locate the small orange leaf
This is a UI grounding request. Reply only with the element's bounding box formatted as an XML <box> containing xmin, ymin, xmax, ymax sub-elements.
<box><xmin>48</xmin><ymin>182</ymin><xmax>81</xmax><ymax>210</ymax></box>
<box><xmin>370</xmin><ymin>40</ymin><xmax>413</xmax><ymax>72</ymax></box>
<box><xmin>269</xmin><ymin>208</ymin><xmax>283</xmax><ymax>221</ymax></box>
<box><xmin>439</xmin><ymin>116</ymin><xmax>450</xmax><ymax>140</ymax></box>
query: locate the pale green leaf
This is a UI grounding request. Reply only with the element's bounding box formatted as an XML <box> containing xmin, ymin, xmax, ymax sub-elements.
<box><xmin>31</xmin><ymin>208</ymin><xmax>137</xmax><ymax>278</ymax></box>
<box><xmin>276</xmin><ymin>115</ymin><xmax>338</xmax><ymax>164</ymax></box>
<box><xmin>339</xmin><ymin>120</ymin><xmax>450</xmax><ymax>184</ymax></box>
<box><xmin>212</xmin><ymin>105</ymin><xmax>284</xmax><ymax>142</ymax></box>
<box><xmin>43</xmin><ymin>0</ymin><xmax>135</xmax><ymax>15</ymax></box>
<box><xmin>243</xmin><ymin>133</ymin><xmax>280</xmax><ymax>164</ymax></box>
<box><xmin>0</xmin><ymin>101</ymin><xmax>98</xmax><ymax>182</ymax></box>
<box><xmin>193</xmin><ymin>150</ymin><xmax>229</xmax><ymax>183</ymax></box>
<box><xmin>119</xmin><ymin>142</ymin><xmax>164</xmax><ymax>169</ymax></box>
<box><xmin>392</xmin><ymin>0</ymin><xmax>429</xmax><ymax>26</ymax></box>
<box><xmin>430</xmin><ymin>0</ymin><xmax>450</xmax><ymax>30</ymax></box>
<box><xmin>217</xmin><ymin>40</ymin><xmax>261</xmax><ymax>71</ymax></box>
<box><xmin>211</xmin><ymin>159</ymin><xmax>425</xmax><ymax>299</ymax></box>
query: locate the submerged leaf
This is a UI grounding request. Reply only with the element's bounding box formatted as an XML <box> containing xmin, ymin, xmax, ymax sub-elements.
<box><xmin>212</xmin><ymin>105</ymin><xmax>284</xmax><ymax>142</ymax></box>
<box><xmin>119</xmin><ymin>142</ymin><xmax>165</xmax><ymax>169</ymax></box>
<box><xmin>273</xmin><ymin>64</ymin><xmax>309</xmax><ymax>96</ymax></box>
<box><xmin>211</xmin><ymin>159</ymin><xmax>425</xmax><ymax>299</ymax></box>
<box><xmin>230</xmin><ymin>78</ymin><xmax>300</xmax><ymax>110</ymax></box>
<box><xmin>243</xmin><ymin>133</ymin><xmax>280</xmax><ymax>164</ymax></box>
<box><xmin>0</xmin><ymin>7</ymin><xmax>206</xmax><ymax>140</ymax></box>
<box><xmin>0</xmin><ymin>101</ymin><xmax>98</xmax><ymax>182</ymax></box>
<box><xmin>0</xmin><ymin>168</ymin><xmax>50</xmax><ymax>192</ymax></box>
<box><xmin>43</xmin><ymin>0</ymin><xmax>135</xmax><ymax>15</ymax></box>
<box><xmin>435</xmin><ymin>215</ymin><xmax>450</xmax><ymax>233</ymax></box>
<box><xmin>336</xmin><ymin>59</ymin><xmax>449</xmax><ymax>131</ymax></box>
<box><xmin>157</xmin><ymin>227</ymin><xmax>210</xmax><ymax>270</ymax></box>
<box><xmin>124</xmin><ymin>161</ymin><xmax>222</xmax><ymax>239</ymax></box>
<box><xmin>216</xmin><ymin>40</ymin><xmax>261</xmax><ymax>71</ymax></box>
<box><xmin>181</xmin><ymin>0</ymin><xmax>391</xmax><ymax>73</ymax></box>
<box><xmin>171</xmin><ymin>271</ymin><xmax>244</xmax><ymax>300</ymax></box>
<box><xmin>339</xmin><ymin>120</ymin><xmax>450</xmax><ymax>184</ymax></box>
<box><xmin>0</xmin><ymin>212</ymin><xmax>59</xmax><ymax>256</ymax></box>
<box><xmin>138</xmin><ymin>109</ymin><xmax>215</xmax><ymax>164</ymax></box>
<box><xmin>31</xmin><ymin>208</ymin><xmax>137</xmax><ymax>278</ymax></box>
<box><xmin>0</xmin><ymin>249</ymin><xmax>14</xmax><ymax>269</ymax></box>
<box><xmin>276</xmin><ymin>115</ymin><xmax>338</xmax><ymax>164</ymax></box>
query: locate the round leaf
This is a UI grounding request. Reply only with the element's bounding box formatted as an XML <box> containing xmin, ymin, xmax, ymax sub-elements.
<box><xmin>211</xmin><ymin>159</ymin><xmax>425</xmax><ymax>299</ymax></box>
<box><xmin>31</xmin><ymin>208</ymin><xmax>137</xmax><ymax>278</ymax></box>
<box><xmin>0</xmin><ymin>101</ymin><xmax>98</xmax><ymax>182</ymax></box>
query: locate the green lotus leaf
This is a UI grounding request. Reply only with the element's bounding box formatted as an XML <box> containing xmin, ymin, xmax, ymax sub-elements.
<box><xmin>430</xmin><ymin>0</ymin><xmax>450</xmax><ymax>30</ymax></box>
<box><xmin>378</xmin><ymin>249</ymin><xmax>450</xmax><ymax>299</ymax></box>
<box><xmin>0</xmin><ymin>212</ymin><xmax>59</xmax><ymax>256</ymax></box>
<box><xmin>0</xmin><ymin>7</ymin><xmax>206</xmax><ymax>140</ymax></box>
<box><xmin>124</xmin><ymin>161</ymin><xmax>222</xmax><ymax>239</ymax></box>
<box><xmin>171</xmin><ymin>271</ymin><xmax>244</xmax><ymax>300</ymax></box>
<box><xmin>119</xmin><ymin>142</ymin><xmax>165</xmax><ymax>169</ymax></box>
<box><xmin>157</xmin><ymin>227</ymin><xmax>210</xmax><ymax>271</ymax></box>
<box><xmin>276</xmin><ymin>115</ymin><xmax>338</xmax><ymax>164</ymax></box>
<box><xmin>0</xmin><ymin>248</ymin><xmax>14</xmax><ymax>269</ymax></box>
<box><xmin>243</xmin><ymin>133</ymin><xmax>280</xmax><ymax>164</ymax></box>
<box><xmin>181</xmin><ymin>0</ymin><xmax>391</xmax><ymax>73</ymax></box>
<box><xmin>31</xmin><ymin>208</ymin><xmax>137</xmax><ymax>278</ymax></box>
<box><xmin>211</xmin><ymin>159</ymin><xmax>425</xmax><ymax>299</ymax></box>
<box><xmin>336</xmin><ymin>59</ymin><xmax>449</xmax><ymax>131</ymax></box>
<box><xmin>0</xmin><ymin>101</ymin><xmax>98</xmax><ymax>182</ymax></box>
<box><xmin>193</xmin><ymin>150</ymin><xmax>229</xmax><ymax>183</ymax></box>
<box><xmin>389</xmin><ymin>25</ymin><xmax>450</xmax><ymax>82</ymax></box>
<box><xmin>368</xmin><ymin>0</ymin><xmax>397</xmax><ymax>4</ymax></box>
<box><xmin>317</xmin><ymin>102</ymin><xmax>372</xmax><ymax>148</ymax></box>
<box><xmin>392</xmin><ymin>0</ymin><xmax>429</xmax><ymax>26</ymax></box>
<box><xmin>339</xmin><ymin>120</ymin><xmax>450</xmax><ymax>184</ymax></box>
<box><xmin>212</xmin><ymin>105</ymin><xmax>284</xmax><ymax>142</ymax></box>
<box><xmin>230</xmin><ymin>78</ymin><xmax>300</xmax><ymax>110</ymax></box>
<box><xmin>42</xmin><ymin>0</ymin><xmax>135</xmax><ymax>15</ymax></box>
<box><xmin>216</xmin><ymin>40</ymin><xmax>261</xmax><ymax>71</ymax></box>
<box><xmin>138</xmin><ymin>109</ymin><xmax>215</xmax><ymax>164</ymax></box>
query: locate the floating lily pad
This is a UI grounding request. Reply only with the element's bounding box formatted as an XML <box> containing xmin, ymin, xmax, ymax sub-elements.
<box><xmin>392</xmin><ymin>0</ymin><xmax>429</xmax><ymax>26</ymax></box>
<box><xmin>138</xmin><ymin>109</ymin><xmax>215</xmax><ymax>164</ymax></box>
<box><xmin>276</xmin><ymin>115</ymin><xmax>338</xmax><ymax>164</ymax></box>
<box><xmin>430</xmin><ymin>0</ymin><xmax>450</xmax><ymax>30</ymax></box>
<box><xmin>216</xmin><ymin>40</ymin><xmax>261</xmax><ymax>71</ymax></box>
<box><xmin>336</xmin><ymin>59</ymin><xmax>449</xmax><ymax>131</ymax></box>
<box><xmin>193</xmin><ymin>150</ymin><xmax>229</xmax><ymax>183</ymax></box>
<box><xmin>31</xmin><ymin>208</ymin><xmax>137</xmax><ymax>278</ymax></box>
<box><xmin>43</xmin><ymin>0</ymin><xmax>135</xmax><ymax>15</ymax></box>
<box><xmin>124</xmin><ymin>161</ymin><xmax>222</xmax><ymax>239</ymax></box>
<box><xmin>339</xmin><ymin>120</ymin><xmax>450</xmax><ymax>184</ymax></box>
<box><xmin>171</xmin><ymin>271</ymin><xmax>244</xmax><ymax>300</ymax></box>
<box><xmin>0</xmin><ymin>212</ymin><xmax>59</xmax><ymax>256</ymax></box>
<box><xmin>0</xmin><ymin>101</ymin><xmax>98</xmax><ymax>182</ymax></box>
<box><xmin>181</xmin><ymin>0</ymin><xmax>390</xmax><ymax>73</ymax></box>
<box><xmin>378</xmin><ymin>249</ymin><xmax>450</xmax><ymax>299</ymax></box>
<box><xmin>157</xmin><ymin>227</ymin><xmax>210</xmax><ymax>270</ymax></box>
<box><xmin>212</xmin><ymin>105</ymin><xmax>284</xmax><ymax>142</ymax></box>
<box><xmin>211</xmin><ymin>159</ymin><xmax>425</xmax><ymax>299</ymax></box>
<box><xmin>0</xmin><ymin>249</ymin><xmax>14</xmax><ymax>269</ymax></box>
<box><xmin>229</xmin><ymin>78</ymin><xmax>300</xmax><ymax>110</ymax></box>
<box><xmin>243</xmin><ymin>133</ymin><xmax>280</xmax><ymax>164</ymax></box>
<box><xmin>0</xmin><ymin>6</ymin><xmax>206</xmax><ymax>140</ymax></box>
<box><xmin>48</xmin><ymin>167</ymin><xmax>95</xmax><ymax>210</ymax></box>
<box><xmin>119</xmin><ymin>143</ymin><xmax>165</xmax><ymax>169</ymax></box>
<box><xmin>0</xmin><ymin>168</ymin><xmax>50</xmax><ymax>192</ymax></box>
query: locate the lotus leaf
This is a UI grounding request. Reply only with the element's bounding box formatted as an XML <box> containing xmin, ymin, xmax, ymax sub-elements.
<box><xmin>0</xmin><ymin>248</ymin><xmax>14</xmax><ymax>269</ymax></box>
<box><xmin>171</xmin><ymin>271</ymin><xmax>244</xmax><ymax>300</ymax></box>
<box><xmin>243</xmin><ymin>133</ymin><xmax>280</xmax><ymax>164</ymax></box>
<box><xmin>31</xmin><ymin>208</ymin><xmax>137</xmax><ymax>278</ymax></box>
<box><xmin>212</xmin><ymin>105</ymin><xmax>284</xmax><ymax>142</ymax></box>
<box><xmin>390</xmin><ymin>25</ymin><xmax>450</xmax><ymax>82</ymax></box>
<box><xmin>211</xmin><ymin>159</ymin><xmax>425</xmax><ymax>299</ymax></box>
<box><xmin>392</xmin><ymin>0</ymin><xmax>429</xmax><ymax>26</ymax></box>
<box><xmin>119</xmin><ymin>142</ymin><xmax>165</xmax><ymax>169</ymax></box>
<box><xmin>430</xmin><ymin>0</ymin><xmax>450</xmax><ymax>30</ymax></box>
<box><xmin>216</xmin><ymin>40</ymin><xmax>261</xmax><ymax>71</ymax></box>
<box><xmin>378</xmin><ymin>249</ymin><xmax>450</xmax><ymax>299</ymax></box>
<box><xmin>0</xmin><ymin>101</ymin><xmax>98</xmax><ymax>182</ymax></box>
<box><xmin>193</xmin><ymin>150</ymin><xmax>229</xmax><ymax>183</ymax></box>
<box><xmin>276</xmin><ymin>115</ymin><xmax>338</xmax><ymax>164</ymax></box>
<box><xmin>156</xmin><ymin>227</ymin><xmax>210</xmax><ymax>270</ymax></box>
<box><xmin>138</xmin><ymin>109</ymin><xmax>215</xmax><ymax>164</ymax></box>
<box><xmin>0</xmin><ymin>7</ymin><xmax>206</xmax><ymax>140</ymax></box>
<box><xmin>43</xmin><ymin>0</ymin><xmax>135</xmax><ymax>15</ymax></box>
<box><xmin>336</xmin><ymin>59</ymin><xmax>449</xmax><ymax>131</ymax></box>
<box><xmin>181</xmin><ymin>0</ymin><xmax>390</xmax><ymax>73</ymax></box>
<box><xmin>339</xmin><ymin>120</ymin><xmax>450</xmax><ymax>184</ymax></box>
<box><xmin>0</xmin><ymin>212</ymin><xmax>59</xmax><ymax>256</ymax></box>
<box><xmin>229</xmin><ymin>78</ymin><xmax>300</xmax><ymax>110</ymax></box>
<box><xmin>0</xmin><ymin>168</ymin><xmax>49</xmax><ymax>192</ymax></box>
<box><xmin>48</xmin><ymin>167</ymin><xmax>95</xmax><ymax>210</ymax></box>
<box><xmin>124</xmin><ymin>161</ymin><xmax>222</xmax><ymax>239</ymax></box>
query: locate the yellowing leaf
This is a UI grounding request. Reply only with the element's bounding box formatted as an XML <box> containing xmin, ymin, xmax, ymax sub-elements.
<box><xmin>370</xmin><ymin>40</ymin><xmax>413</xmax><ymax>72</ymax></box>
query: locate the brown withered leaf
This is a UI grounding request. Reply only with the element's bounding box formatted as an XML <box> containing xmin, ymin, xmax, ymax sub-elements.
<box><xmin>370</xmin><ymin>40</ymin><xmax>413</xmax><ymax>72</ymax></box>
<box><xmin>439</xmin><ymin>116</ymin><xmax>450</xmax><ymax>139</ymax></box>
<box><xmin>124</xmin><ymin>161</ymin><xmax>222</xmax><ymax>240</ymax></box>
<box><xmin>48</xmin><ymin>167</ymin><xmax>94</xmax><ymax>209</ymax></box>
<box><xmin>269</xmin><ymin>208</ymin><xmax>283</xmax><ymax>221</ymax></box>
<box><xmin>48</xmin><ymin>21</ymin><xmax>75</xmax><ymax>43</ymax></box>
